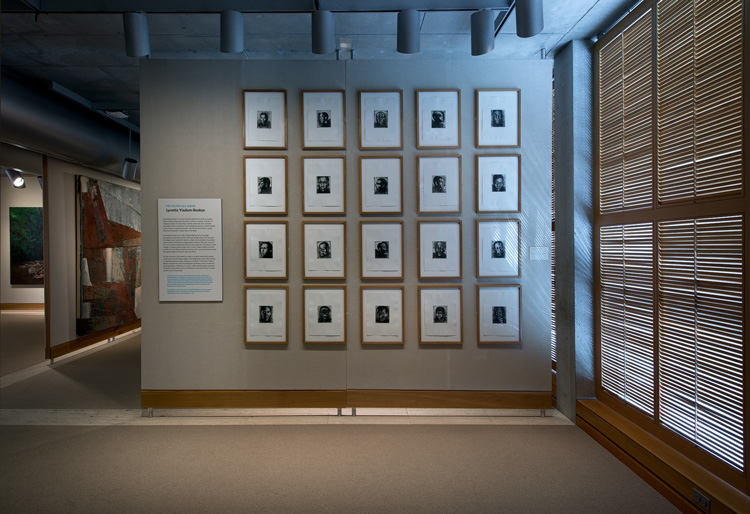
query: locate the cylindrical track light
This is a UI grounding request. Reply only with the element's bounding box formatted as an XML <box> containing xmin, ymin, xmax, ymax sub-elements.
<box><xmin>516</xmin><ymin>0</ymin><xmax>544</xmax><ymax>38</ymax></box>
<box><xmin>5</xmin><ymin>168</ymin><xmax>26</xmax><ymax>188</ymax></box>
<box><xmin>123</xmin><ymin>12</ymin><xmax>151</xmax><ymax>58</ymax></box>
<box><xmin>397</xmin><ymin>9</ymin><xmax>420</xmax><ymax>54</ymax></box>
<box><xmin>471</xmin><ymin>9</ymin><xmax>495</xmax><ymax>56</ymax></box>
<box><xmin>220</xmin><ymin>10</ymin><xmax>244</xmax><ymax>53</ymax></box>
<box><xmin>312</xmin><ymin>10</ymin><xmax>335</xmax><ymax>54</ymax></box>
<box><xmin>122</xmin><ymin>158</ymin><xmax>138</xmax><ymax>181</ymax></box>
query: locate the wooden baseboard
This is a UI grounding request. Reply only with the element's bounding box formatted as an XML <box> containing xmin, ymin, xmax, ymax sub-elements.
<box><xmin>50</xmin><ymin>320</ymin><xmax>141</xmax><ymax>359</ymax></box>
<box><xmin>0</xmin><ymin>303</ymin><xmax>44</xmax><ymax>311</ymax></box>
<box><xmin>577</xmin><ymin>399</ymin><xmax>750</xmax><ymax>514</ymax></box>
<box><xmin>141</xmin><ymin>389</ymin><xmax>552</xmax><ymax>410</ymax></box>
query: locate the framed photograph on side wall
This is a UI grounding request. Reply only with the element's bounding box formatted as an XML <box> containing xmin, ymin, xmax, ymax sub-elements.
<box><xmin>359</xmin><ymin>90</ymin><xmax>403</xmax><ymax>149</ymax></box>
<box><xmin>302</xmin><ymin>90</ymin><xmax>345</xmax><ymax>149</ymax></box>
<box><xmin>243</xmin><ymin>90</ymin><xmax>287</xmax><ymax>149</ymax></box>
<box><xmin>476</xmin><ymin>219</ymin><xmax>520</xmax><ymax>278</ymax></box>
<box><xmin>359</xmin><ymin>156</ymin><xmax>403</xmax><ymax>214</ymax></box>
<box><xmin>476</xmin><ymin>154</ymin><xmax>520</xmax><ymax>213</ymax></box>
<box><xmin>303</xmin><ymin>221</ymin><xmax>346</xmax><ymax>279</ymax></box>
<box><xmin>477</xmin><ymin>284</ymin><xmax>521</xmax><ymax>344</ymax></box>
<box><xmin>418</xmin><ymin>220</ymin><xmax>462</xmax><ymax>279</ymax></box>
<box><xmin>245</xmin><ymin>286</ymin><xmax>288</xmax><ymax>344</ymax></box>
<box><xmin>418</xmin><ymin>155</ymin><xmax>461</xmax><ymax>214</ymax></box>
<box><xmin>476</xmin><ymin>89</ymin><xmax>520</xmax><ymax>148</ymax></box>
<box><xmin>304</xmin><ymin>286</ymin><xmax>346</xmax><ymax>344</ymax></box>
<box><xmin>361</xmin><ymin>286</ymin><xmax>404</xmax><ymax>345</ymax></box>
<box><xmin>303</xmin><ymin>157</ymin><xmax>346</xmax><ymax>214</ymax></box>
<box><xmin>416</xmin><ymin>89</ymin><xmax>461</xmax><ymax>149</ymax></box>
<box><xmin>244</xmin><ymin>156</ymin><xmax>287</xmax><ymax>215</ymax></box>
<box><xmin>244</xmin><ymin>221</ymin><xmax>288</xmax><ymax>279</ymax></box>
<box><xmin>360</xmin><ymin>221</ymin><xmax>404</xmax><ymax>279</ymax></box>
<box><xmin>419</xmin><ymin>285</ymin><xmax>463</xmax><ymax>345</ymax></box>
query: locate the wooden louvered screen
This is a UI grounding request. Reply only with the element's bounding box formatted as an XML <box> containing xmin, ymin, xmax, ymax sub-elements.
<box><xmin>595</xmin><ymin>0</ymin><xmax>745</xmax><ymax>481</ymax></box>
<box><xmin>657</xmin><ymin>0</ymin><xmax>744</xmax><ymax>204</ymax></box>
<box><xmin>658</xmin><ymin>216</ymin><xmax>745</xmax><ymax>470</ymax></box>
<box><xmin>599</xmin><ymin>10</ymin><xmax>654</xmax><ymax>213</ymax></box>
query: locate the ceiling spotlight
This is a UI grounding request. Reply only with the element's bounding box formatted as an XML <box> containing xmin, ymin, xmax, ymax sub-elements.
<box><xmin>122</xmin><ymin>158</ymin><xmax>138</xmax><ymax>181</ymax></box>
<box><xmin>312</xmin><ymin>10</ymin><xmax>335</xmax><ymax>54</ymax></box>
<box><xmin>104</xmin><ymin>110</ymin><xmax>129</xmax><ymax>119</ymax></box>
<box><xmin>123</xmin><ymin>12</ymin><xmax>151</xmax><ymax>58</ymax></box>
<box><xmin>221</xmin><ymin>10</ymin><xmax>244</xmax><ymax>53</ymax></box>
<box><xmin>5</xmin><ymin>169</ymin><xmax>26</xmax><ymax>188</ymax></box>
<box><xmin>471</xmin><ymin>9</ymin><xmax>495</xmax><ymax>56</ymax></box>
<box><xmin>397</xmin><ymin>9</ymin><xmax>420</xmax><ymax>54</ymax></box>
<box><xmin>516</xmin><ymin>0</ymin><xmax>544</xmax><ymax>38</ymax></box>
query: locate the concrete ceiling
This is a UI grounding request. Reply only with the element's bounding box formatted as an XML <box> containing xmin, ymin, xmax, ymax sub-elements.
<box><xmin>1</xmin><ymin>1</ymin><xmax>637</xmax><ymax>129</ymax></box>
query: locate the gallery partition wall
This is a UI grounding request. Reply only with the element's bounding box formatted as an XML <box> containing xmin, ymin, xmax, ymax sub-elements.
<box><xmin>140</xmin><ymin>59</ymin><xmax>553</xmax><ymax>409</ymax></box>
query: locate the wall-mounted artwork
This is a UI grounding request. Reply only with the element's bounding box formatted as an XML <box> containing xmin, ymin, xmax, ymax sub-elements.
<box><xmin>8</xmin><ymin>207</ymin><xmax>44</xmax><ymax>285</ymax></box>
<box><xmin>243</xmin><ymin>90</ymin><xmax>287</xmax><ymax>149</ymax></box>
<box><xmin>76</xmin><ymin>177</ymin><xmax>141</xmax><ymax>336</ymax></box>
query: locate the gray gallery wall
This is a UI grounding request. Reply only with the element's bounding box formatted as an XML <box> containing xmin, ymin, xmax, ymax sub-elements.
<box><xmin>140</xmin><ymin>59</ymin><xmax>552</xmax><ymax>392</ymax></box>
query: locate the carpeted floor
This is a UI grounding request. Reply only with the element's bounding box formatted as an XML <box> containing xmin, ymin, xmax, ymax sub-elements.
<box><xmin>0</xmin><ymin>311</ymin><xmax>46</xmax><ymax>376</ymax></box>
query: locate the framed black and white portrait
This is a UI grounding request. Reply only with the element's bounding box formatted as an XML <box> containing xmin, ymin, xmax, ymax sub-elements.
<box><xmin>418</xmin><ymin>155</ymin><xmax>461</xmax><ymax>214</ymax></box>
<box><xmin>359</xmin><ymin>90</ymin><xmax>403</xmax><ymax>149</ymax></box>
<box><xmin>359</xmin><ymin>156</ymin><xmax>403</xmax><ymax>215</ymax></box>
<box><xmin>416</xmin><ymin>89</ymin><xmax>460</xmax><ymax>149</ymax></box>
<box><xmin>302</xmin><ymin>157</ymin><xmax>346</xmax><ymax>214</ymax></box>
<box><xmin>302</xmin><ymin>90</ymin><xmax>345</xmax><ymax>149</ymax></box>
<box><xmin>245</xmin><ymin>286</ymin><xmax>288</xmax><ymax>344</ymax></box>
<box><xmin>418</xmin><ymin>286</ymin><xmax>462</xmax><ymax>345</ymax></box>
<box><xmin>303</xmin><ymin>221</ymin><xmax>346</xmax><ymax>279</ymax></box>
<box><xmin>475</xmin><ymin>89</ymin><xmax>520</xmax><ymax>148</ymax></box>
<box><xmin>477</xmin><ymin>284</ymin><xmax>521</xmax><ymax>344</ymax></box>
<box><xmin>418</xmin><ymin>220</ymin><xmax>462</xmax><ymax>279</ymax></box>
<box><xmin>476</xmin><ymin>220</ymin><xmax>520</xmax><ymax>278</ymax></box>
<box><xmin>360</xmin><ymin>221</ymin><xmax>404</xmax><ymax>279</ymax></box>
<box><xmin>244</xmin><ymin>156</ymin><xmax>287</xmax><ymax>215</ymax></box>
<box><xmin>303</xmin><ymin>286</ymin><xmax>346</xmax><ymax>344</ymax></box>
<box><xmin>245</xmin><ymin>221</ymin><xmax>288</xmax><ymax>279</ymax></box>
<box><xmin>476</xmin><ymin>154</ymin><xmax>520</xmax><ymax>213</ymax></box>
<box><xmin>361</xmin><ymin>286</ymin><xmax>404</xmax><ymax>344</ymax></box>
<box><xmin>243</xmin><ymin>90</ymin><xmax>287</xmax><ymax>149</ymax></box>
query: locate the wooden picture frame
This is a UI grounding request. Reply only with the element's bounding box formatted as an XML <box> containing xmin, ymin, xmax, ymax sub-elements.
<box><xmin>303</xmin><ymin>221</ymin><xmax>346</xmax><ymax>279</ymax></box>
<box><xmin>418</xmin><ymin>285</ymin><xmax>463</xmax><ymax>345</ymax></box>
<box><xmin>475</xmin><ymin>89</ymin><xmax>520</xmax><ymax>148</ymax></box>
<box><xmin>359</xmin><ymin>90</ymin><xmax>403</xmax><ymax>149</ymax></box>
<box><xmin>416</xmin><ymin>89</ymin><xmax>461</xmax><ymax>149</ymax></box>
<box><xmin>359</xmin><ymin>156</ymin><xmax>403</xmax><ymax>215</ymax></box>
<box><xmin>243</xmin><ymin>90</ymin><xmax>287</xmax><ymax>149</ymax></box>
<box><xmin>245</xmin><ymin>285</ymin><xmax>288</xmax><ymax>344</ymax></box>
<box><xmin>360</xmin><ymin>221</ymin><xmax>404</xmax><ymax>279</ymax></box>
<box><xmin>302</xmin><ymin>156</ymin><xmax>346</xmax><ymax>215</ymax></box>
<box><xmin>303</xmin><ymin>285</ymin><xmax>347</xmax><ymax>344</ymax></box>
<box><xmin>476</xmin><ymin>154</ymin><xmax>521</xmax><ymax>213</ymax></box>
<box><xmin>476</xmin><ymin>219</ymin><xmax>521</xmax><ymax>278</ymax></box>
<box><xmin>418</xmin><ymin>220</ymin><xmax>462</xmax><ymax>279</ymax></box>
<box><xmin>244</xmin><ymin>156</ymin><xmax>287</xmax><ymax>215</ymax></box>
<box><xmin>418</xmin><ymin>155</ymin><xmax>462</xmax><ymax>214</ymax></box>
<box><xmin>244</xmin><ymin>221</ymin><xmax>288</xmax><ymax>279</ymax></box>
<box><xmin>361</xmin><ymin>286</ymin><xmax>404</xmax><ymax>345</ymax></box>
<box><xmin>302</xmin><ymin>90</ymin><xmax>345</xmax><ymax>149</ymax></box>
<box><xmin>477</xmin><ymin>284</ymin><xmax>521</xmax><ymax>344</ymax></box>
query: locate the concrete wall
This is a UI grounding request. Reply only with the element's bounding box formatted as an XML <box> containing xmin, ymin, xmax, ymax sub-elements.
<box><xmin>141</xmin><ymin>59</ymin><xmax>553</xmax><ymax>392</ymax></box>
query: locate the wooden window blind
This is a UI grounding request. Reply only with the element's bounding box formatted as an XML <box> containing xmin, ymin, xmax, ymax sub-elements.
<box><xmin>600</xmin><ymin>223</ymin><xmax>655</xmax><ymax>416</ymax></box>
<box><xmin>657</xmin><ymin>0</ymin><xmax>744</xmax><ymax>204</ymax></box>
<box><xmin>598</xmin><ymin>10</ymin><xmax>654</xmax><ymax>213</ymax></box>
<box><xmin>658</xmin><ymin>216</ymin><xmax>745</xmax><ymax>470</ymax></box>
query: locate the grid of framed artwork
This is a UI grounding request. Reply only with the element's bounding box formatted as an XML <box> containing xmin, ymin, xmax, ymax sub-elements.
<box><xmin>243</xmin><ymin>87</ymin><xmax>524</xmax><ymax>347</ymax></box>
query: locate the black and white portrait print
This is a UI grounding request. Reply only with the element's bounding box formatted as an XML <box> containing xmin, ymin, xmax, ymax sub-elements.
<box><xmin>316</xmin><ymin>175</ymin><xmax>331</xmax><ymax>194</ymax></box>
<box><xmin>317</xmin><ymin>305</ymin><xmax>332</xmax><ymax>323</ymax></box>
<box><xmin>374</xmin><ymin>241</ymin><xmax>389</xmax><ymax>259</ymax></box>
<box><xmin>374</xmin><ymin>177</ymin><xmax>389</xmax><ymax>195</ymax></box>
<box><xmin>491</xmin><ymin>109</ymin><xmax>505</xmax><ymax>127</ymax></box>
<box><xmin>432</xmin><ymin>175</ymin><xmax>447</xmax><ymax>193</ymax></box>
<box><xmin>375</xmin><ymin>305</ymin><xmax>390</xmax><ymax>323</ymax></box>
<box><xmin>317</xmin><ymin>241</ymin><xmax>331</xmax><ymax>259</ymax></box>
<box><xmin>492</xmin><ymin>174</ymin><xmax>506</xmax><ymax>192</ymax></box>
<box><xmin>317</xmin><ymin>110</ymin><xmax>331</xmax><ymax>128</ymax></box>
<box><xmin>433</xmin><ymin>306</ymin><xmax>447</xmax><ymax>323</ymax></box>
<box><xmin>432</xmin><ymin>241</ymin><xmax>447</xmax><ymax>259</ymax></box>
<box><xmin>258</xmin><ymin>177</ymin><xmax>272</xmax><ymax>194</ymax></box>
<box><xmin>431</xmin><ymin>110</ymin><xmax>446</xmax><ymax>128</ymax></box>
<box><xmin>259</xmin><ymin>241</ymin><xmax>273</xmax><ymax>259</ymax></box>
<box><xmin>492</xmin><ymin>306</ymin><xmax>507</xmax><ymax>324</ymax></box>
<box><xmin>259</xmin><ymin>305</ymin><xmax>273</xmax><ymax>323</ymax></box>
<box><xmin>491</xmin><ymin>240</ymin><xmax>505</xmax><ymax>259</ymax></box>
<box><xmin>257</xmin><ymin>111</ymin><xmax>271</xmax><ymax>129</ymax></box>
<box><xmin>374</xmin><ymin>110</ymin><xmax>388</xmax><ymax>128</ymax></box>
